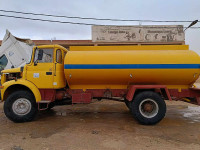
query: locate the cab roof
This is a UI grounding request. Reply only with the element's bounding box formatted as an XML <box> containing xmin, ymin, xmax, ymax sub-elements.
<box><xmin>34</xmin><ymin>44</ymin><xmax>68</xmax><ymax>52</ymax></box>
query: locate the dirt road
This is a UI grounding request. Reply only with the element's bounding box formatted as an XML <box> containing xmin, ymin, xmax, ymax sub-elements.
<box><xmin>0</xmin><ymin>100</ymin><xmax>200</xmax><ymax>150</ymax></box>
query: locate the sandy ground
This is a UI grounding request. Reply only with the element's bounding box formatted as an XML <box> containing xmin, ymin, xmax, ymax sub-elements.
<box><xmin>0</xmin><ymin>100</ymin><xmax>200</xmax><ymax>150</ymax></box>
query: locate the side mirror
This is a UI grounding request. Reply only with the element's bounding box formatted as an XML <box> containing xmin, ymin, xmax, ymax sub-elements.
<box><xmin>38</xmin><ymin>50</ymin><xmax>43</xmax><ymax>60</ymax></box>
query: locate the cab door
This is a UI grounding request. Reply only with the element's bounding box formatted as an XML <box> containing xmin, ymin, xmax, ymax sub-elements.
<box><xmin>26</xmin><ymin>48</ymin><xmax>54</xmax><ymax>89</ymax></box>
<box><xmin>53</xmin><ymin>48</ymin><xmax>66</xmax><ymax>89</ymax></box>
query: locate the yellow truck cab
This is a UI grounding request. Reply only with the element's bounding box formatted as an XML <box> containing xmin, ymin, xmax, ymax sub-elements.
<box><xmin>1</xmin><ymin>44</ymin><xmax>200</xmax><ymax>125</ymax></box>
<box><xmin>1</xmin><ymin>45</ymin><xmax>68</xmax><ymax>122</ymax></box>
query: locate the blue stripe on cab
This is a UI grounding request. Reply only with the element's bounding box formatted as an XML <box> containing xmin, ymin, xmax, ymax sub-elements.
<box><xmin>64</xmin><ymin>64</ymin><xmax>200</xmax><ymax>69</ymax></box>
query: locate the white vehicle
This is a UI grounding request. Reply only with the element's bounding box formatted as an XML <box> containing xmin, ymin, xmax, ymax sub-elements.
<box><xmin>0</xmin><ymin>30</ymin><xmax>34</xmax><ymax>73</ymax></box>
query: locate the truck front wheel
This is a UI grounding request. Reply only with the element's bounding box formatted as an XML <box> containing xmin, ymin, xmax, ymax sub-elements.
<box><xmin>4</xmin><ymin>90</ymin><xmax>38</xmax><ymax>123</ymax></box>
<box><xmin>131</xmin><ymin>91</ymin><xmax>166</xmax><ymax>125</ymax></box>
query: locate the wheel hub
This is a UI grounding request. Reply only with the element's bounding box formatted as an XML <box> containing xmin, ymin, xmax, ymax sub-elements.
<box><xmin>139</xmin><ymin>98</ymin><xmax>159</xmax><ymax>118</ymax></box>
<box><xmin>12</xmin><ymin>98</ymin><xmax>32</xmax><ymax>116</ymax></box>
<box><xmin>143</xmin><ymin>103</ymin><xmax>154</xmax><ymax>113</ymax></box>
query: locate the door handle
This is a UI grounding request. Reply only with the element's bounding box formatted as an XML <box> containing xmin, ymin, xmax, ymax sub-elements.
<box><xmin>46</xmin><ymin>72</ymin><xmax>52</xmax><ymax>75</ymax></box>
<box><xmin>54</xmin><ymin>63</ymin><xmax>57</xmax><ymax>76</ymax></box>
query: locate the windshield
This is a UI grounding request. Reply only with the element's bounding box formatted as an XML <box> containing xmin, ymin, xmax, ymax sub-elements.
<box><xmin>34</xmin><ymin>48</ymin><xmax>54</xmax><ymax>63</ymax></box>
<box><xmin>0</xmin><ymin>54</ymin><xmax>8</xmax><ymax>72</ymax></box>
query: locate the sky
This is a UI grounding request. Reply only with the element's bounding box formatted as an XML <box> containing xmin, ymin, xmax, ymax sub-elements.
<box><xmin>0</xmin><ymin>0</ymin><xmax>200</xmax><ymax>53</ymax></box>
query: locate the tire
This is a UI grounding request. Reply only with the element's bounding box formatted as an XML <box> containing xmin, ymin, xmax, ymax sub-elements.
<box><xmin>124</xmin><ymin>98</ymin><xmax>132</xmax><ymax>111</ymax></box>
<box><xmin>131</xmin><ymin>91</ymin><xmax>166</xmax><ymax>125</ymax></box>
<box><xmin>4</xmin><ymin>90</ymin><xmax>38</xmax><ymax>123</ymax></box>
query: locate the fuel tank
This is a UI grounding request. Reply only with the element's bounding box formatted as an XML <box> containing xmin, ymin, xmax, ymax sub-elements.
<box><xmin>64</xmin><ymin>45</ymin><xmax>200</xmax><ymax>90</ymax></box>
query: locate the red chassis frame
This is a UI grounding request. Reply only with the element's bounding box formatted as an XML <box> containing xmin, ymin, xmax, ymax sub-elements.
<box><xmin>39</xmin><ymin>85</ymin><xmax>200</xmax><ymax>106</ymax></box>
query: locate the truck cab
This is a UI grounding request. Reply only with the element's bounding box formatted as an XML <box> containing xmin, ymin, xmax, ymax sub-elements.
<box><xmin>26</xmin><ymin>45</ymin><xmax>67</xmax><ymax>89</ymax></box>
<box><xmin>1</xmin><ymin>44</ymin><xmax>67</xmax><ymax>86</ymax></box>
<box><xmin>1</xmin><ymin>45</ymin><xmax>68</xmax><ymax>122</ymax></box>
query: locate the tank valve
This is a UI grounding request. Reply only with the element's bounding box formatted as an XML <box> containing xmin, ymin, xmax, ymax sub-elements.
<box><xmin>130</xmin><ymin>74</ymin><xmax>133</xmax><ymax>78</ymax></box>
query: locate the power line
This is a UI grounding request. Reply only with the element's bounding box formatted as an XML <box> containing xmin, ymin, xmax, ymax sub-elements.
<box><xmin>0</xmin><ymin>9</ymin><xmax>199</xmax><ymax>23</ymax></box>
<box><xmin>0</xmin><ymin>14</ymin><xmax>98</xmax><ymax>25</ymax></box>
<box><xmin>0</xmin><ymin>13</ymin><xmax>200</xmax><ymax>29</ymax></box>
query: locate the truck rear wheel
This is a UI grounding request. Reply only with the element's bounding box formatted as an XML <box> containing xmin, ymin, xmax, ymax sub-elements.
<box><xmin>4</xmin><ymin>90</ymin><xmax>38</xmax><ymax>123</ymax></box>
<box><xmin>131</xmin><ymin>91</ymin><xmax>166</xmax><ymax>125</ymax></box>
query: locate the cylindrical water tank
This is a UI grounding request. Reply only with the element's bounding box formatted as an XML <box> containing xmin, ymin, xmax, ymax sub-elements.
<box><xmin>64</xmin><ymin>47</ymin><xmax>200</xmax><ymax>90</ymax></box>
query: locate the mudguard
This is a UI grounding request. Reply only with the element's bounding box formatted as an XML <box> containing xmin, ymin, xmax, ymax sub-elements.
<box><xmin>1</xmin><ymin>79</ymin><xmax>41</xmax><ymax>102</ymax></box>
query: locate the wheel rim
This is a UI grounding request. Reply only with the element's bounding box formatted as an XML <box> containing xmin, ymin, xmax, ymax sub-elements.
<box><xmin>139</xmin><ymin>98</ymin><xmax>159</xmax><ymax>118</ymax></box>
<box><xmin>12</xmin><ymin>98</ymin><xmax>32</xmax><ymax>116</ymax></box>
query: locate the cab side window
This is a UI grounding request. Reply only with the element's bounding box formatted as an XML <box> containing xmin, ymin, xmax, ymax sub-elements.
<box><xmin>34</xmin><ymin>49</ymin><xmax>54</xmax><ymax>63</ymax></box>
<box><xmin>56</xmin><ymin>49</ymin><xmax>62</xmax><ymax>63</ymax></box>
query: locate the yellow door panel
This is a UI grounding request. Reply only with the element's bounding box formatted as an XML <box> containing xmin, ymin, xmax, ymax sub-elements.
<box><xmin>26</xmin><ymin>48</ymin><xmax>54</xmax><ymax>89</ymax></box>
<box><xmin>26</xmin><ymin>63</ymin><xmax>54</xmax><ymax>89</ymax></box>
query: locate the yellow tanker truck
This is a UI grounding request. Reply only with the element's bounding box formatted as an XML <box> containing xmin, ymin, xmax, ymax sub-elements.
<box><xmin>1</xmin><ymin>44</ymin><xmax>200</xmax><ymax>125</ymax></box>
